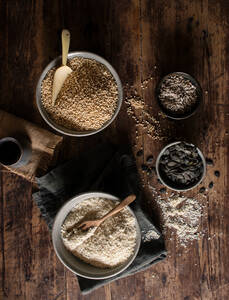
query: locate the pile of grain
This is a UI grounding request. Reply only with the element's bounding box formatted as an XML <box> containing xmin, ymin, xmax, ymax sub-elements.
<box><xmin>61</xmin><ymin>197</ymin><xmax>137</xmax><ymax>269</ymax></box>
<box><xmin>158</xmin><ymin>73</ymin><xmax>198</xmax><ymax>114</ymax></box>
<box><xmin>125</xmin><ymin>95</ymin><xmax>164</xmax><ymax>141</ymax></box>
<box><xmin>41</xmin><ymin>57</ymin><xmax>118</xmax><ymax>131</ymax></box>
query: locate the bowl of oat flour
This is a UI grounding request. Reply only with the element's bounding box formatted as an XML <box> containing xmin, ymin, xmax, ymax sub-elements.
<box><xmin>52</xmin><ymin>192</ymin><xmax>141</xmax><ymax>279</ymax></box>
<box><xmin>36</xmin><ymin>52</ymin><xmax>123</xmax><ymax>137</ymax></box>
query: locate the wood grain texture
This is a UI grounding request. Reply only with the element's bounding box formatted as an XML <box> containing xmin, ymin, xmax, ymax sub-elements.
<box><xmin>0</xmin><ymin>0</ymin><xmax>229</xmax><ymax>299</ymax></box>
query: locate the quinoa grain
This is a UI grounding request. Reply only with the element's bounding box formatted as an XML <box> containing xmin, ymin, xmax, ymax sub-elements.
<box><xmin>41</xmin><ymin>57</ymin><xmax>118</xmax><ymax>131</ymax></box>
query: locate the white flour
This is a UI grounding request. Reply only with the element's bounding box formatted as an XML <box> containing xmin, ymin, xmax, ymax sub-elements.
<box><xmin>151</xmin><ymin>190</ymin><xmax>203</xmax><ymax>247</ymax></box>
<box><xmin>142</xmin><ymin>229</ymin><xmax>160</xmax><ymax>242</ymax></box>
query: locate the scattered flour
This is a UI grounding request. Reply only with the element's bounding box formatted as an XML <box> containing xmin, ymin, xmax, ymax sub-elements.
<box><xmin>142</xmin><ymin>229</ymin><xmax>160</xmax><ymax>242</ymax></box>
<box><xmin>151</xmin><ymin>191</ymin><xmax>203</xmax><ymax>247</ymax></box>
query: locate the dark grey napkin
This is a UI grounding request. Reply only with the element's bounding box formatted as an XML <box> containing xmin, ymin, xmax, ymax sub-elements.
<box><xmin>33</xmin><ymin>143</ymin><xmax>167</xmax><ymax>295</ymax></box>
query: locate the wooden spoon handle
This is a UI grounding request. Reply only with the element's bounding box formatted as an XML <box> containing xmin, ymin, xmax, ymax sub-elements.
<box><xmin>62</xmin><ymin>29</ymin><xmax>70</xmax><ymax>66</ymax></box>
<box><xmin>100</xmin><ymin>195</ymin><xmax>136</xmax><ymax>224</ymax></box>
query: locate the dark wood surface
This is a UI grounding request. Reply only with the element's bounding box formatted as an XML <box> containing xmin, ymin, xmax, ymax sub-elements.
<box><xmin>1</xmin><ymin>1</ymin><xmax>229</xmax><ymax>299</ymax></box>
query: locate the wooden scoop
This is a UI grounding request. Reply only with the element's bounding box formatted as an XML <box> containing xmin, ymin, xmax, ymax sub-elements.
<box><xmin>52</xmin><ymin>29</ymin><xmax>73</xmax><ymax>105</ymax></box>
<box><xmin>77</xmin><ymin>194</ymin><xmax>136</xmax><ymax>231</ymax></box>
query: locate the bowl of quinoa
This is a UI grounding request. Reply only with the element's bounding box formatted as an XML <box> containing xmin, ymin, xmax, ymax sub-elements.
<box><xmin>52</xmin><ymin>192</ymin><xmax>141</xmax><ymax>280</ymax></box>
<box><xmin>36</xmin><ymin>52</ymin><xmax>123</xmax><ymax>136</ymax></box>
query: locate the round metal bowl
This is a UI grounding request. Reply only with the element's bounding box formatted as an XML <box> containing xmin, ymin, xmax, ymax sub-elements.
<box><xmin>156</xmin><ymin>141</ymin><xmax>206</xmax><ymax>192</ymax></box>
<box><xmin>36</xmin><ymin>52</ymin><xmax>123</xmax><ymax>137</ymax></box>
<box><xmin>52</xmin><ymin>192</ymin><xmax>141</xmax><ymax>280</ymax></box>
<box><xmin>155</xmin><ymin>72</ymin><xmax>203</xmax><ymax>120</ymax></box>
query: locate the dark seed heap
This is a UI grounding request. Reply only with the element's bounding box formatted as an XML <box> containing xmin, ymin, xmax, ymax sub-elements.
<box><xmin>206</xmin><ymin>158</ymin><xmax>214</xmax><ymax>165</ymax></box>
<box><xmin>159</xmin><ymin>142</ymin><xmax>204</xmax><ymax>188</ymax></box>
<box><xmin>146</xmin><ymin>155</ymin><xmax>154</xmax><ymax>163</ymax></box>
<box><xmin>136</xmin><ymin>149</ymin><xmax>143</xmax><ymax>157</ymax></box>
<box><xmin>214</xmin><ymin>170</ymin><xmax>220</xmax><ymax>177</ymax></box>
<box><xmin>199</xmin><ymin>187</ymin><xmax>205</xmax><ymax>193</ymax></box>
<box><xmin>141</xmin><ymin>164</ymin><xmax>148</xmax><ymax>171</ymax></box>
<box><xmin>158</xmin><ymin>74</ymin><xmax>198</xmax><ymax>115</ymax></box>
<box><xmin>209</xmin><ymin>182</ymin><xmax>214</xmax><ymax>189</ymax></box>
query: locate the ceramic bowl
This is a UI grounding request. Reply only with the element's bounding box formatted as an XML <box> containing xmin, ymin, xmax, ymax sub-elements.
<box><xmin>52</xmin><ymin>192</ymin><xmax>141</xmax><ymax>280</ymax></box>
<box><xmin>36</xmin><ymin>52</ymin><xmax>123</xmax><ymax>137</ymax></box>
<box><xmin>155</xmin><ymin>72</ymin><xmax>203</xmax><ymax>120</ymax></box>
<box><xmin>156</xmin><ymin>141</ymin><xmax>206</xmax><ymax>191</ymax></box>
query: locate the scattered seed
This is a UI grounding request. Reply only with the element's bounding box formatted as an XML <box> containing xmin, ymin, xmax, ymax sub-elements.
<box><xmin>125</xmin><ymin>95</ymin><xmax>164</xmax><ymax>140</ymax></box>
<box><xmin>136</xmin><ymin>149</ymin><xmax>143</xmax><ymax>157</ymax></box>
<box><xmin>147</xmin><ymin>168</ymin><xmax>152</xmax><ymax>175</ymax></box>
<box><xmin>199</xmin><ymin>187</ymin><xmax>206</xmax><ymax>193</ymax></box>
<box><xmin>208</xmin><ymin>182</ymin><xmax>214</xmax><ymax>189</ymax></box>
<box><xmin>214</xmin><ymin>170</ymin><xmax>220</xmax><ymax>177</ymax></box>
<box><xmin>146</xmin><ymin>155</ymin><xmax>154</xmax><ymax>164</ymax></box>
<box><xmin>206</xmin><ymin>158</ymin><xmax>214</xmax><ymax>165</ymax></box>
<box><xmin>151</xmin><ymin>166</ymin><xmax>156</xmax><ymax>174</ymax></box>
<box><xmin>141</xmin><ymin>164</ymin><xmax>148</xmax><ymax>171</ymax></box>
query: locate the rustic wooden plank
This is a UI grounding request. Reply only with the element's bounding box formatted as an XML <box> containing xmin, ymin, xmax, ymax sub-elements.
<box><xmin>28</xmin><ymin>203</ymin><xmax>66</xmax><ymax>300</ymax></box>
<box><xmin>138</xmin><ymin>1</ymin><xmax>229</xmax><ymax>300</ymax></box>
<box><xmin>0</xmin><ymin>170</ymin><xmax>68</xmax><ymax>300</ymax></box>
<box><xmin>0</xmin><ymin>0</ymin><xmax>229</xmax><ymax>299</ymax></box>
<box><xmin>140</xmin><ymin>1</ymin><xmax>205</xmax><ymax>299</ymax></box>
<box><xmin>0</xmin><ymin>172</ymin><xmax>31</xmax><ymax>299</ymax></box>
<box><xmin>0</xmin><ymin>166</ymin><xmax>5</xmax><ymax>300</ymax></box>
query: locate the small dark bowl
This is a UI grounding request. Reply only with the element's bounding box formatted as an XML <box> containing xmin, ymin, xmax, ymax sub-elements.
<box><xmin>156</xmin><ymin>141</ymin><xmax>206</xmax><ymax>192</ymax></box>
<box><xmin>155</xmin><ymin>72</ymin><xmax>203</xmax><ymax>120</ymax></box>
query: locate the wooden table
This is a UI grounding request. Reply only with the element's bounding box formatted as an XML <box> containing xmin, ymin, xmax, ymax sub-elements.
<box><xmin>1</xmin><ymin>1</ymin><xmax>229</xmax><ymax>299</ymax></box>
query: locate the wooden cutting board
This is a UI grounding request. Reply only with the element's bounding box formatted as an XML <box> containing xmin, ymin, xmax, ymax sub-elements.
<box><xmin>0</xmin><ymin>109</ymin><xmax>63</xmax><ymax>182</ymax></box>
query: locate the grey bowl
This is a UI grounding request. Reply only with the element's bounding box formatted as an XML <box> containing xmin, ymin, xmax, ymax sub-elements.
<box><xmin>156</xmin><ymin>141</ymin><xmax>206</xmax><ymax>192</ymax></box>
<box><xmin>52</xmin><ymin>192</ymin><xmax>141</xmax><ymax>280</ymax></box>
<box><xmin>155</xmin><ymin>72</ymin><xmax>203</xmax><ymax>120</ymax></box>
<box><xmin>36</xmin><ymin>52</ymin><xmax>123</xmax><ymax>137</ymax></box>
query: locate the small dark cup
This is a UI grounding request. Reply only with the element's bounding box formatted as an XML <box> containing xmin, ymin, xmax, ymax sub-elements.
<box><xmin>156</xmin><ymin>141</ymin><xmax>206</xmax><ymax>191</ymax></box>
<box><xmin>155</xmin><ymin>72</ymin><xmax>203</xmax><ymax>120</ymax></box>
<box><xmin>0</xmin><ymin>136</ymin><xmax>31</xmax><ymax>168</ymax></box>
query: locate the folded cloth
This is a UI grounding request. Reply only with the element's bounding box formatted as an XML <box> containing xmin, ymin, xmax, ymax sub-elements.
<box><xmin>33</xmin><ymin>143</ymin><xmax>167</xmax><ymax>295</ymax></box>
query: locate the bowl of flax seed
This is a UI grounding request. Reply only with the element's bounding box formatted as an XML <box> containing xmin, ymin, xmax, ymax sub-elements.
<box><xmin>155</xmin><ymin>72</ymin><xmax>202</xmax><ymax>120</ymax></box>
<box><xmin>36</xmin><ymin>52</ymin><xmax>123</xmax><ymax>137</ymax></box>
